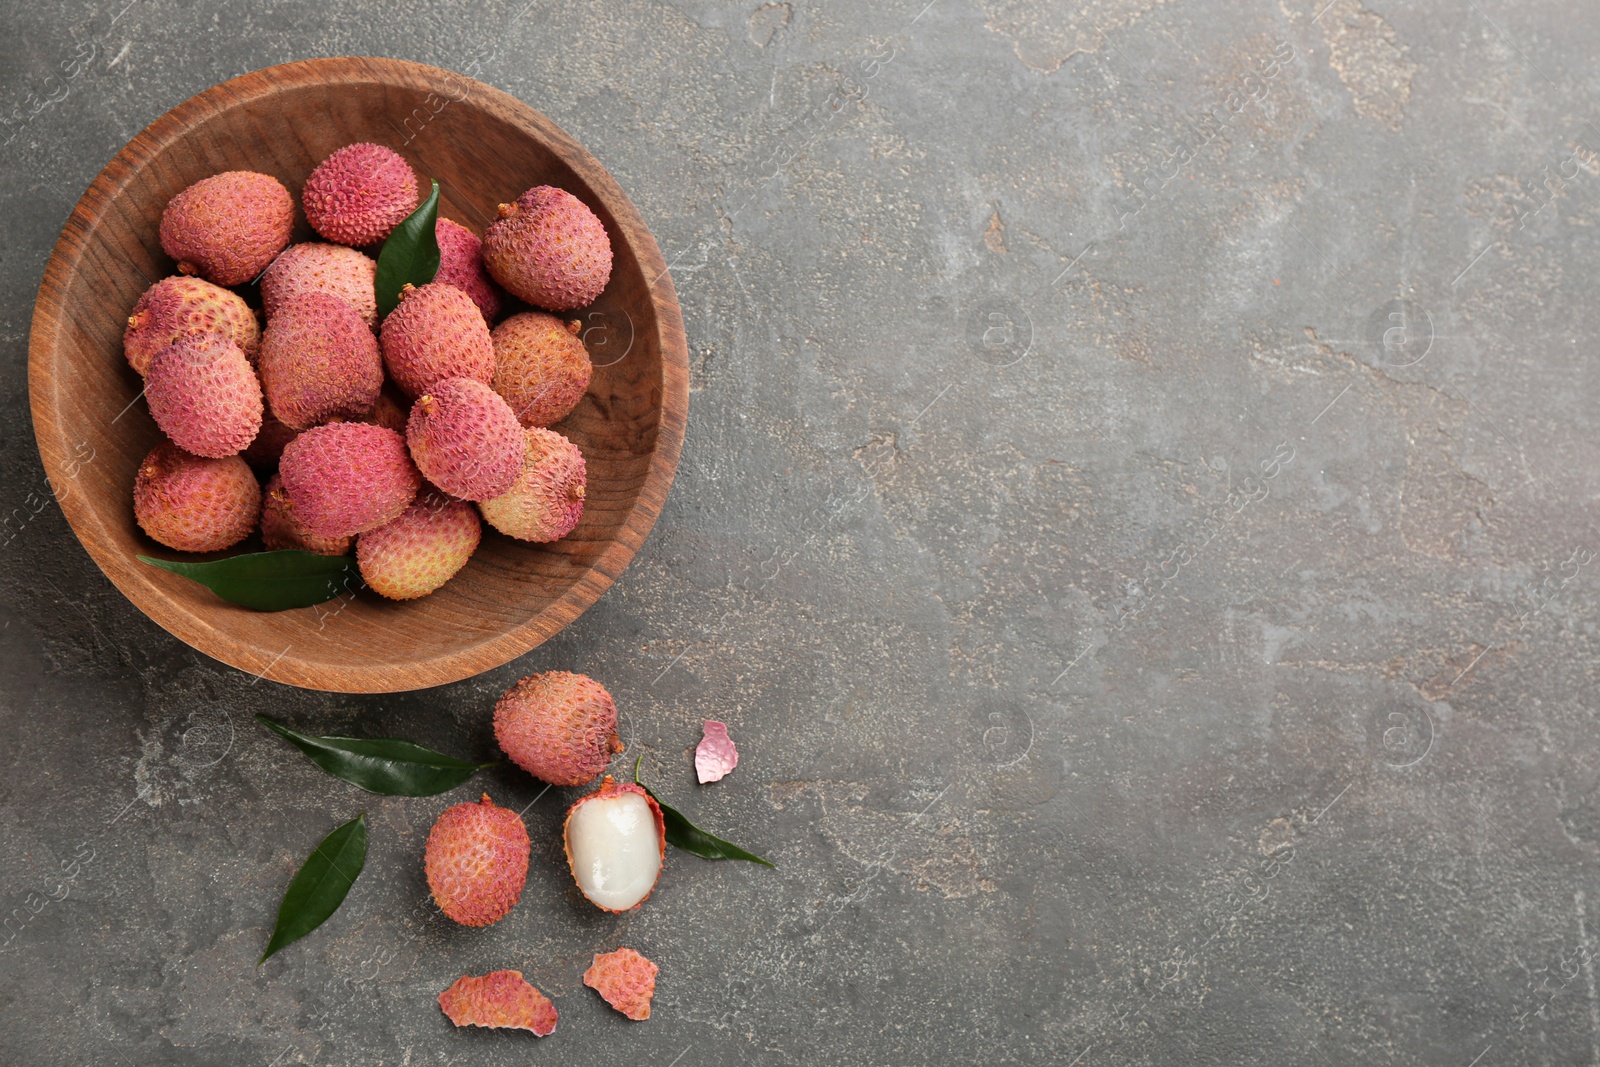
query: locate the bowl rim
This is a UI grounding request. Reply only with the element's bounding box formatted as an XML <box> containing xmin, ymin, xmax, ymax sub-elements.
<box><xmin>27</xmin><ymin>56</ymin><xmax>688</xmax><ymax>693</ymax></box>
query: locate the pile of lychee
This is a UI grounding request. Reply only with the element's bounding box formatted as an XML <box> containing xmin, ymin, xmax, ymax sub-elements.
<box><xmin>127</xmin><ymin>141</ymin><xmax>615</xmax><ymax>600</ymax></box>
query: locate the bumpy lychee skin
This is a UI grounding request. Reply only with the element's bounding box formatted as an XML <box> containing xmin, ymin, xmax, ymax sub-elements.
<box><xmin>259</xmin><ymin>293</ymin><xmax>383</xmax><ymax>430</ymax></box>
<box><xmin>259</xmin><ymin>473</ymin><xmax>351</xmax><ymax>556</ymax></box>
<box><xmin>356</xmin><ymin>490</ymin><xmax>480</xmax><ymax>599</ymax></box>
<box><xmin>482</xmin><ymin>186</ymin><xmax>613</xmax><ymax>311</ymax></box>
<box><xmin>124</xmin><ymin>276</ymin><xmax>260</xmax><ymax>377</ymax></box>
<box><xmin>145</xmin><ymin>335</ymin><xmax>264</xmax><ymax>458</ymax></box>
<box><xmin>438</xmin><ymin>971</ymin><xmax>557</xmax><ymax>1035</ymax></box>
<box><xmin>279</xmin><ymin>423</ymin><xmax>421</xmax><ymax>538</ymax></box>
<box><xmin>424</xmin><ymin>794</ymin><xmax>530</xmax><ymax>927</ymax></box>
<box><xmin>478</xmin><ymin>427</ymin><xmax>586</xmax><ymax>542</ymax></box>
<box><xmin>490</xmin><ymin>312</ymin><xmax>592</xmax><ymax>427</ymax></box>
<box><xmin>260</xmin><ymin>242</ymin><xmax>379</xmax><ymax>327</ymax></box>
<box><xmin>435</xmin><ymin>218</ymin><xmax>503</xmax><ymax>324</ymax></box>
<box><xmin>405</xmin><ymin>378</ymin><xmax>523</xmax><ymax>500</ymax></box>
<box><xmin>563</xmin><ymin>777</ymin><xmax>665</xmax><ymax>913</ymax></box>
<box><xmin>584</xmin><ymin>947</ymin><xmax>659</xmax><ymax>1021</ymax></box>
<box><xmin>133</xmin><ymin>442</ymin><xmax>260</xmax><ymax>553</ymax></box>
<box><xmin>379</xmin><ymin>282</ymin><xmax>495</xmax><ymax>398</ymax></box>
<box><xmin>494</xmin><ymin>671</ymin><xmax>622</xmax><ymax>787</ymax></box>
<box><xmin>302</xmin><ymin>143</ymin><xmax>420</xmax><ymax>246</ymax></box>
<box><xmin>159</xmin><ymin>171</ymin><xmax>293</xmax><ymax>285</ymax></box>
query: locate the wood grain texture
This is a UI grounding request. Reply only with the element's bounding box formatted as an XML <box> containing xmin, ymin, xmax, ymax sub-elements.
<box><xmin>27</xmin><ymin>57</ymin><xmax>688</xmax><ymax>693</ymax></box>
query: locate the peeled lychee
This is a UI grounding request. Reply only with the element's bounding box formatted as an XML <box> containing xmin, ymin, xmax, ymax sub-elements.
<box><xmin>482</xmin><ymin>186</ymin><xmax>613</xmax><ymax>310</ymax></box>
<box><xmin>584</xmin><ymin>947</ymin><xmax>659</xmax><ymax>1021</ymax></box>
<box><xmin>438</xmin><ymin>971</ymin><xmax>557</xmax><ymax>1036</ymax></box>
<box><xmin>123</xmin><ymin>276</ymin><xmax>260</xmax><ymax>377</ymax></box>
<box><xmin>424</xmin><ymin>794</ymin><xmax>530</xmax><ymax>927</ymax></box>
<box><xmin>405</xmin><ymin>378</ymin><xmax>523</xmax><ymax>500</ymax></box>
<box><xmin>260</xmin><ymin>242</ymin><xmax>379</xmax><ymax>327</ymax></box>
<box><xmin>493</xmin><ymin>671</ymin><xmax>622</xmax><ymax>787</ymax></box>
<box><xmin>159</xmin><ymin>171</ymin><xmax>293</xmax><ymax>285</ymax></box>
<box><xmin>259</xmin><ymin>473</ymin><xmax>351</xmax><ymax>556</ymax></box>
<box><xmin>279</xmin><ymin>423</ymin><xmax>420</xmax><ymax>538</ymax></box>
<box><xmin>563</xmin><ymin>777</ymin><xmax>664</xmax><ymax>913</ymax></box>
<box><xmin>133</xmin><ymin>442</ymin><xmax>260</xmax><ymax>552</ymax></box>
<box><xmin>145</xmin><ymin>335</ymin><xmax>263</xmax><ymax>458</ymax></box>
<box><xmin>302</xmin><ymin>143</ymin><xmax>420</xmax><ymax>246</ymax></box>
<box><xmin>435</xmin><ymin>217</ymin><xmax>503</xmax><ymax>324</ymax></box>
<box><xmin>379</xmin><ymin>282</ymin><xmax>494</xmax><ymax>398</ymax></box>
<box><xmin>490</xmin><ymin>312</ymin><xmax>592</xmax><ymax>427</ymax></box>
<box><xmin>477</xmin><ymin>427</ymin><xmax>586</xmax><ymax>542</ymax></box>
<box><xmin>356</xmin><ymin>490</ymin><xmax>480</xmax><ymax>599</ymax></box>
<box><xmin>258</xmin><ymin>293</ymin><xmax>383</xmax><ymax>430</ymax></box>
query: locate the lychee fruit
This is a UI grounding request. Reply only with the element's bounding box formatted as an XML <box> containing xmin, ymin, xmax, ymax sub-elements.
<box><xmin>477</xmin><ymin>427</ymin><xmax>586</xmax><ymax>542</ymax></box>
<box><xmin>302</xmin><ymin>143</ymin><xmax>420</xmax><ymax>246</ymax></box>
<box><xmin>493</xmin><ymin>671</ymin><xmax>622</xmax><ymax>787</ymax></box>
<box><xmin>482</xmin><ymin>185</ymin><xmax>613</xmax><ymax>310</ymax></box>
<box><xmin>438</xmin><ymin>971</ymin><xmax>557</xmax><ymax>1036</ymax></box>
<box><xmin>278</xmin><ymin>422</ymin><xmax>421</xmax><ymax>538</ymax></box>
<box><xmin>259</xmin><ymin>473</ymin><xmax>351</xmax><ymax>556</ymax></box>
<box><xmin>435</xmin><ymin>217</ymin><xmax>503</xmax><ymax>324</ymax></box>
<box><xmin>584</xmin><ymin>947</ymin><xmax>659</xmax><ymax>1021</ymax></box>
<box><xmin>563</xmin><ymin>777</ymin><xmax>664</xmax><ymax>913</ymax></box>
<box><xmin>133</xmin><ymin>442</ymin><xmax>260</xmax><ymax>553</ymax></box>
<box><xmin>356</xmin><ymin>490</ymin><xmax>480</xmax><ymax>599</ymax></box>
<box><xmin>159</xmin><ymin>171</ymin><xmax>293</xmax><ymax>285</ymax></box>
<box><xmin>123</xmin><ymin>276</ymin><xmax>260</xmax><ymax>377</ymax></box>
<box><xmin>490</xmin><ymin>312</ymin><xmax>592</xmax><ymax>427</ymax></box>
<box><xmin>241</xmin><ymin>415</ymin><xmax>299</xmax><ymax>471</ymax></box>
<box><xmin>144</xmin><ymin>335</ymin><xmax>263</xmax><ymax>458</ymax></box>
<box><xmin>258</xmin><ymin>293</ymin><xmax>383</xmax><ymax>430</ymax></box>
<box><xmin>404</xmin><ymin>378</ymin><xmax>523</xmax><ymax>500</ymax></box>
<box><xmin>260</xmin><ymin>242</ymin><xmax>379</xmax><ymax>327</ymax></box>
<box><xmin>379</xmin><ymin>282</ymin><xmax>494</xmax><ymax>398</ymax></box>
<box><xmin>424</xmin><ymin>794</ymin><xmax>530</xmax><ymax>927</ymax></box>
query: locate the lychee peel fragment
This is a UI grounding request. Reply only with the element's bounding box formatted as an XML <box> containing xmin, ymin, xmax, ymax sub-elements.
<box><xmin>695</xmin><ymin>720</ymin><xmax>739</xmax><ymax>784</ymax></box>
<box><xmin>583</xmin><ymin>947</ymin><xmax>659</xmax><ymax>1021</ymax></box>
<box><xmin>438</xmin><ymin>970</ymin><xmax>557</xmax><ymax>1036</ymax></box>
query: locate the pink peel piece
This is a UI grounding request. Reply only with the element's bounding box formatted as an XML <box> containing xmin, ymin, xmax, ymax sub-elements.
<box><xmin>695</xmin><ymin>720</ymin><xmax>738</xmax><ymax>784</ymax></box>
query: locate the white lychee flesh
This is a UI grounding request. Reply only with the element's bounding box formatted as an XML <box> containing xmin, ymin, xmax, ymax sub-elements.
<box><xmin>565</xmin><ymin>791</ymin><xmax>662</xmax><ymax>911</ymax></box>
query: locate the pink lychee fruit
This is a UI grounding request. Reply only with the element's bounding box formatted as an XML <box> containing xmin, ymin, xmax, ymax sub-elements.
<box><xmin>435</xmin><ymin>217</ymin><xmax>503</xmax><ymax>324</ymax></box>
<box><xmin>278</xmin><ymin>422</ymin><xmax>420</xmax><ymax>538</ymax></box>
<box><xmin>477</xmin><ymin>427</ymin><xmax>586</xmax><ymax>542</ymax></box>
<box><xmin>133</xmin><ymin>442</ymin><xmax>260</xmax><ymax>553</ymax></box>
<box><xmin>258</xmin><ymin>292</ymin><xmax>383</xmax><ymax>430</ymax></box>
<box><xmin>301</xmin><ymin>143</ymin><xmax>420</xmax><ymax>246</ymax></box>
<box><xmin>493</xmin><ymin>671</ymin><xmax>623</xmax><ymax>787</ymax></box>
<box><xmin>159</xmin><ymin>171</ymin><xmax>293</xmax><ymax>285</ymax></box>
<box><xmin>404</xmin><ymin>377</ymin><xmax>523</xmax><ymax>500</ymax></box>
<box><xmin>424</xmin><ymin>794</ymin><xmax>530</xmax><ymax>927</ymax></box>
<box><xmin>482</xmin><ymin>185</ymin><xmax>613</xmax><ymax>310</ymax></box>
<box><xmin>144</xmin><ymin>335</ymin><xmax>263</xmax><ymax>458</ymax></box>
<box><xmin>258</xmin><ymin>473</ymin><xmax>351</xmax><ymax>556</ymax></box>
<box><xmin>490</xmin><ymin>311</ymin><xmax>592</xmax><ymax>427</ymax></box>
<box><xmin>355</xmin><ymin>490</ymin><xmax>480</xmax><ymax>599</ymax></box>
<box><xmin>563</xmin><ymin>777</ymin><xmax>664</xmax><ymax>913</ymax></box>
<box><xmin>378</xmin><ymin>282</ymin><xmax>494</xmax><ymax>399</ymax></box>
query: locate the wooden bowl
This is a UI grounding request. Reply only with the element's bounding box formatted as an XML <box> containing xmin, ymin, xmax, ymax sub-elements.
<box><xmin>28</xmin><ymin>58</ymin><xmax>687</xmax><ymax>693</ymax></box>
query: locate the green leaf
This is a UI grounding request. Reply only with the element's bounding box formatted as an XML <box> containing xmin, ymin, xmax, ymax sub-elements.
<box><xmin>375</xmin><ymin>178</ymin><xmax>441</xmax><ymax>317</ymax></box>
<box><xmin>138</xmin><ymin>551</ymin><xmax>359</xmax><ymax>612</ymax></box>
<box><xmin>257</xmin><ymin>715</ymin><xmax>496</xmax><ymax>796</ymax></box>
<box><xmin>634</xmin><ymin>757</ymin><xmax>774</xmax><ymax>867</ymax></box>
<box><xmin>260</xmin><ymin>814</ymin><xmax>367</xmax><ymax>965</ymax></box>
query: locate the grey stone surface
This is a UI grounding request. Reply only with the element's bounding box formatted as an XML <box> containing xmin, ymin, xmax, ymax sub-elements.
<box><xmin>3</xmin><ymin>0</ymin><xmax>1600</xmax><ymax>1063</ymax></box>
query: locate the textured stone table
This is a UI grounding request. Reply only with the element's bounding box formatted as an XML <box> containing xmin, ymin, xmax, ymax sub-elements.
<box><xmin>4</xmin><ymin>1</ymin><xmax>1599</xmax><ymax>1063</ymax></box>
